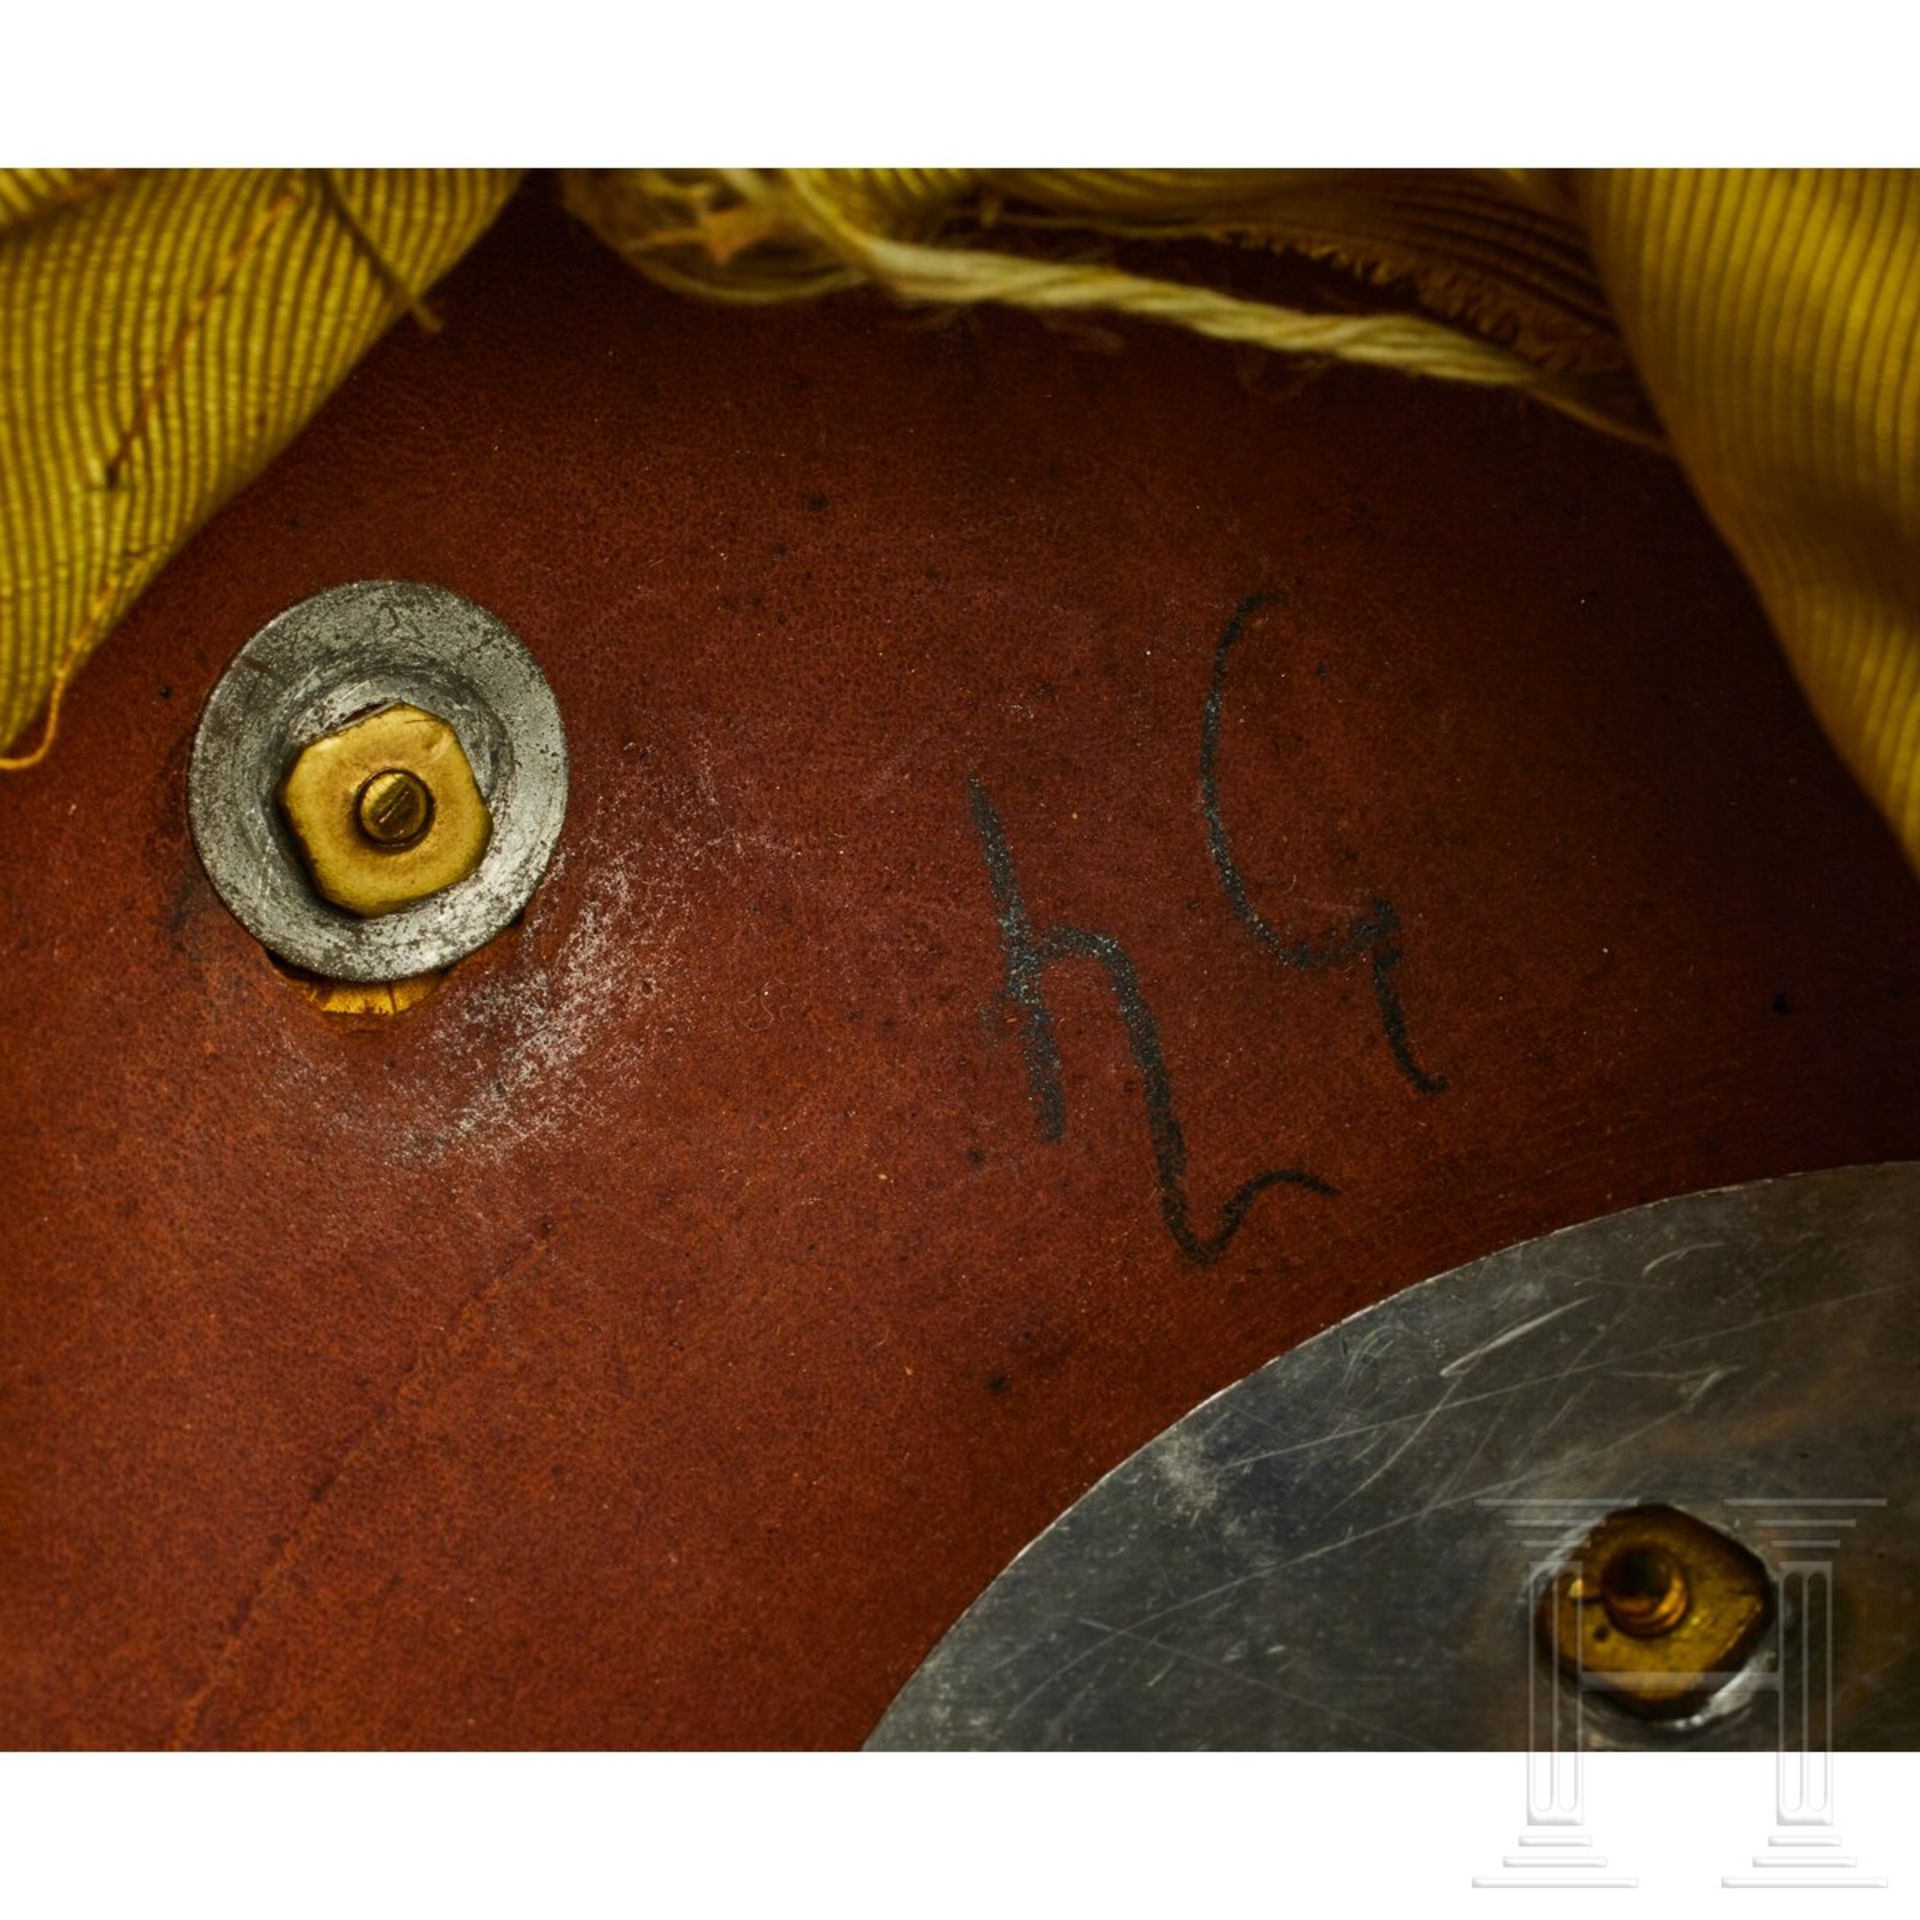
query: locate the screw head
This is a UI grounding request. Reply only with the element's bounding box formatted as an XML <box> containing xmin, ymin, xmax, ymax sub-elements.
<box><xmin>279</xmin><ymin>703</ymin><xmax>491</xmax><ymax>918</ymax></box>
<box><xmin>355</xmin><ymin>768</ymin><xmax>435</xmax><ymax>848</ymax></box>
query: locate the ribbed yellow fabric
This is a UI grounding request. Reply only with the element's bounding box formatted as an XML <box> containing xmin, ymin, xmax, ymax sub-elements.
<box><xmin>1581</xmin><ymin>171</ymin><xmax>1920</xmax><ymax>863</ymax></box>
<box><xmin>0</xmin><ymin>168</ymin><xmax>519</xmax><ymax>764</ymax></box>
<box><xmin>4</xmin><ymin>168</ymin><xmax>1918</xmax><ymax>878</ymax></box>
<box><xmin>0</xmin><ymin>169</ymin><xmax>121</xmax><ymax>230</ymax></box>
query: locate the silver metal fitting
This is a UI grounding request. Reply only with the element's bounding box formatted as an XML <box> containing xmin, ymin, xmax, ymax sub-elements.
<box><xmin>188</xmin><ymin>581</ymin><xmax>568</xmax><ymax>982</ymax></box>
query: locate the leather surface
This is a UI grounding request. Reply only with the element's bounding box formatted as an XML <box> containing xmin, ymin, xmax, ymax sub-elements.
<box><xmin>5</xmin><ymin>187</ymin><xmax>1920</xmax><ymax>1749</ymax></box>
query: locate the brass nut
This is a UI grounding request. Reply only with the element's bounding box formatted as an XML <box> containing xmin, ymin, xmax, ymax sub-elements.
<box><xmin>278</xmin><ymin>704</ymin><xmax>492</xmax><ymax>918</ymax></box>
<box><xmin>1539</xmin><ymin>1503</ymin><xmax>1771</xmax><ymax>1720</ymax></box>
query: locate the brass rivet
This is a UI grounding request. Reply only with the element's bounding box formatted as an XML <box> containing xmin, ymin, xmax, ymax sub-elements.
<box><xmin>1539</xmin><ymin>1503</ymin><xmax>1770</xmax><ymax>1719</ymax></box>
<box><xmin>355</xmin><ymin>768</ymin><xmax>434</xmax><ymax>849</ymax></box>
<box><xmin>1599</xmin><ymin>1542</ymin><xmax>1689</xmax><ymax>1638</ymax></box>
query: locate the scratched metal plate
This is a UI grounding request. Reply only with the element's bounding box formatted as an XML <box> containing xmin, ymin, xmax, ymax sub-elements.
<box><xmin>868</xmin><ymin>1164</ymin><xmax>1920</xmax><ymax>1749</ymax></box>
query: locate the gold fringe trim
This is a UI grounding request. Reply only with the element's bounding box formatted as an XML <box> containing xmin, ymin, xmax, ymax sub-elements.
<box><xmin>562</xmin><ymin>168</ymin><xmax>1661</xmax><ymax>446</ymax></box>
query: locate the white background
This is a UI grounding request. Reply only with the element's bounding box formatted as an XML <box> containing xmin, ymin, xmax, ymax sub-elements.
<box><xmin>3</xmin><ymin>1750</ymin><xmax>1916</xmax><ymax>1912</ymax></box>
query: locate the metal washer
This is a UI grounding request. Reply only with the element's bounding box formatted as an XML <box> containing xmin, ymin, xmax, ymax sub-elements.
<box><xmin>188</xmin><ymin>581</ymin><xmax>568</xmax><ymax>982</ymax></box>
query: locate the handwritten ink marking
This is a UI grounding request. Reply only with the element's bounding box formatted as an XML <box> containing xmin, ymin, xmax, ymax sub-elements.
<box><xmin>1200</xmin><ymin>591</ymin><xmax>1447</xmax><ymax>1095</ymax></box>
<box><xmin>966</xmin><ymin>775</ymin><xmax>1332</xmax><ymax>1266</ymax></box>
